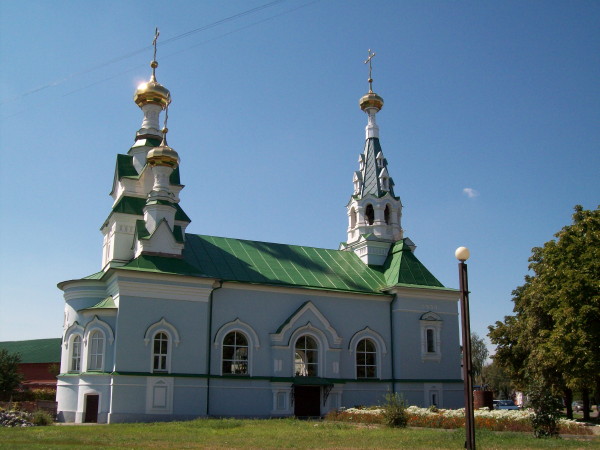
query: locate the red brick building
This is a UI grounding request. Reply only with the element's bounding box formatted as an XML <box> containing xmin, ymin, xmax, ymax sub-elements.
<box><xmin>0</xmin><ymin>338</ymin><xmax>61</xmax><ymax>390</ymax></box>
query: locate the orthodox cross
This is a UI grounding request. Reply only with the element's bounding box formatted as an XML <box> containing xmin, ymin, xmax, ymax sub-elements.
<box><xmin>364</xmin><ymin>49</ymin><xmax>376</xmax><ymax>92</ymax></box>
<box><xmin>151</xmin><ymin>28</ymin><xmax>160</xmax><ymax>80</ymax></box>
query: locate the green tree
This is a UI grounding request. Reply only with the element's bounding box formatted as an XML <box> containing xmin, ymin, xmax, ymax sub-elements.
<box><xmin>482</xmin><ymin>361</ymin><xmax>514</xmax><ymax>399</ymax></box>
<box><xmin>470</xmin><ymin>332</ymin><xmax>488</xmax><ymax>387</ymax></box>
<box><xmin>0</xmin><ymin>349</ymin><xmax>23</xmax><ymax>400</ymax></box>
<box><xmin>489</xmin><ymin>205</ymin><xmax>600</xmax><ymax>420</ymax></box>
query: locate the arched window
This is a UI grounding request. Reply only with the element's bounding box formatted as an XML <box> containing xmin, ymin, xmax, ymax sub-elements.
<box><xmin>426</xmin><ymin>329</ymin><xmax>435</xmax><ymax>353</ymax></box>
<box><xmin>222</xmin><ymin>331</ymin><xmax>249</xmax><ymax>375</ymax></box>
<box><xmin>70</xmin><ymin>335</ymin><xmax>82</xmax><ymax>373</ymax></box>
<box><xmin>295</xmin><ymin>335</ymin><xmax>318</xmax><ymax>377</ymax></box>
<box><xmin>365</xmin><ymin>204</ymin><xmax>374</xmax><ymax>225</ymax></box>
<box><xmin>153</xmin><ymin>332</ymin><xmax>169</xmax><ymax>373</ymax></box>
<box><xmin>88</xmin><ymin>331</ymin><xmax>104</xmax><ymax>371</ymax></box>
<box><xmin>356</xmin><ymin>338</ymin><xmax>377</xmax><ymax>379</ymax></box>
<box><xmin>350</xmin><ymin>207</ymin><xmax>357</xmax><ymax>229</ymax></box>
<box><xmin>384</xmin><ymin>205</ymin><xmax>391</xmax><ymax>225</ymax></box>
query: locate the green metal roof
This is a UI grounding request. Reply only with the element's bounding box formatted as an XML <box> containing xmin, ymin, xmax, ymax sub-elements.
<box><xmin>116</xmin><ymin>154</ymin><xmax>139</xmax><ymax>179</ymax></box>
<box><xmin>360</xmin><ymin>138</ymin><xmax>398</xmax><ymax>199</ymax></box>
<box><xmin>382</xmin><ymin>240</ymin><xmax>444</xmax><ymax>288</ymax></box>
<box><xmin>115</xmin><ymin>235</ymin><xmax>445</xmax><ymax>295</ymax></box>
<box><xmin>0</xmin><ymin>338</ymin><xmax>61</xmax><ymax>364</ymax></box>
<box><xmin>120</xmin><ymin>254</ymin><xmax>207</xmax><ymax>277</ymax></box>
<box><xmin>105</xmin><ymin>196</ymin><xmax>191</xmax><ymax>225</ymax></box>
<box><xmin>79</xmin><ymin>238</ymin><xmax>448</xmax><ymax>295</ymax></box>
<box><xmin>182</xmin><ymin>234</ymin><xmax>388</xmax><ymax>294</ymax></box>
<box><xmin>79</xmin><ymin>296</ymin><xmax>116</xmax><ymax>311</ymax></box>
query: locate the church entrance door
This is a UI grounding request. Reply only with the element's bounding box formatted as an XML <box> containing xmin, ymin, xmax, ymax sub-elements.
<box><xmin>294</xmin><ymin>386</ymin><xmax>321</xmax><ymax>417</ymax></box>
<box><xmin>84</xmin><ymin>394</ymin><xmax>99</xmax><ymax>423</ymax></box>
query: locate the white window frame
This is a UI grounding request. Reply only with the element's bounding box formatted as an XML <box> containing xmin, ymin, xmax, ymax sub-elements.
<box><xmin>87</xmin><ymin>330</ymin><xmax>105</xmax><ymax>372</ymax></box>
<box><xmin>348</xmin><ymin>327</ymin><xmax>387</xmax><ymax>380</ymax></box>
<box><xmin>355</xmin><ymin>338</ymin><xmax>378</xmax><ymax>379</ymax></box>
<box><xmin>214</xmin><ymin>318</ymin><xmax>260</xmax><ymax>377</ymax></box>
<box><xmin>420</xmin><ymin>312</ymin><xmax>442</xmax><ymax>362</ymax></box>
<box><xmin>152</xmin><ymin>331</ymin><xmax>170</xmax><ymax>373</ymax></box>
<box><xmin>144</xmin><ymin>318</ymin><xmax>180</xmax><ymax>374</ymax></box>
<box><xmin>221</xmin><ymin>330</ymin><xmax>250</xmax><ymax>376</ymax></box>
<box><xmin>294</xmin><ymin>334</ymin><xmax>319</xmax><ymax>377</ymax></box>
<box><xmin>70</xmin><ymin>334</ymin><xmax>83</xmax><ymax>373</ymax></box>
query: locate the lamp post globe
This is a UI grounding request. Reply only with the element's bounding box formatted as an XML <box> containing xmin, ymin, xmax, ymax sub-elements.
<box><xmin>455</xmin><ymin>246</ymin><xmax>470</xmax><ymax>262</ymax></box>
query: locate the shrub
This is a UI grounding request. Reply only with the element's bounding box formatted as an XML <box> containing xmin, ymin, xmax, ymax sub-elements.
<box><xmin>527</xmin><ymin>380</ymin><xmax>562</xmax><ymax>438</ymax></box>
<box><xmin>381</xmin><ymin>392</ymin><xmax>408</xmax><ymax>428</ymax></box>
<box><xmin>30</xmin><ymin>388</ymin><xmax>57</xmax><ymax>401</ymax></box>
<box><xmin>31</xmin><ymin>410</ymin><xmax>54</xmax><ymax>426</ymax></box>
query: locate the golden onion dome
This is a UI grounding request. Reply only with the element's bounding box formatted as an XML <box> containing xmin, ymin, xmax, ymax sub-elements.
<box><xmin>146</xmin><ymin>131</ymin><xmax>179</xmax><ymax>168</ymax></box>
<box><xmin>359</xmin><ymin>91</ymin><xmax>384</xmax><ymax>111</ymax></box>
<box><xmin>134</xmin><ymin>61</ymin><xmax>170</xmax><ymax>109</ymax></box>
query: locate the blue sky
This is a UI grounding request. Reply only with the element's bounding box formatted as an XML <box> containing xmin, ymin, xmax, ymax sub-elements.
<box><xmin>1</xmin><ymin>1</ymin><xmax>598</xmax><ymax>354</ymax></box>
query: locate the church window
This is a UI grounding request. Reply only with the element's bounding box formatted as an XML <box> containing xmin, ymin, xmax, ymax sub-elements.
<box><xmin>70</xmin><ymin>335</ymin><xmax>82</xmax><ymax>372</ymax></box>
<box><xmin>222</xmin><ymin>331</ymin><xmax>249</xmax><ymax>375</ymax></box>
<box><xmin>365</xmin><ymin>204</ymin><xmax>374</xmax><ymax>225</ymax></box>
<box><xmin>356</xmin><ymin>338</ymin><xmax>377</xmax><ymax>379</ymax></box>
<box><xmin>153</xmin><ymin>332</ymin><xmax>169</xmax><ymax>373</ymax></box>
<box><xmin>350</xmin><ymin>207</ymin><xmax>357</xmax><ymax>229</ymax></box>
<box><xmin>376</xmin><ymin>152</ymin><xmax>384</xmax><ymax>168</ymax></box>
<box><xmin>384</xmin><ymin>205</ymin><xmax>391</xmax><ymax>225</ymax></box>
<box><xmin>426</xmin><ymin>329</ymin><xmax>435</xmax><ymax>353</ymax></box>
<box><xmin>88</xmin><ymin>331</ymin><xmax>104</xmax><ymax>371</ymax></box>
<box><xmin>420</xmin><ymin>312</ymin><xmax>442</xmax><ymax>362</ymax></box>
<box><xmin>294</xmin><ymin>335</ymin><xmax>318</xmax><ymax>377</ymax></box>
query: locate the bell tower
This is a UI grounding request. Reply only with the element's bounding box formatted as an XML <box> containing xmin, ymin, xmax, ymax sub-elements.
<box><xmin>340</xmin><ymin>50</ymin><xmax>404</xmax><ymax>266</ymax></box>
<box><xmin>100</xmin><ymin>29</ymin><xmax>190</xmax><ymax>269</ymax></box>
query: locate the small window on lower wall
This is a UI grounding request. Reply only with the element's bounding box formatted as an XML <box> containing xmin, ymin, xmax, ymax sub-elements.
<box><xmin>356</xmin><ymin>338</ymin><xmax>377</xmax><ymax>379</ymax></box>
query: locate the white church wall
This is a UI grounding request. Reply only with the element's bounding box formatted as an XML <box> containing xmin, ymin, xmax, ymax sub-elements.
<box><xmin>391</xmin><ymin>293</ymin><xmax>461</xmax><ymax>381</ymax></box>
<box><xmin>113</xmin><ymin>294</ymin><xmax>209</xmax><ymax>374</ymax></box>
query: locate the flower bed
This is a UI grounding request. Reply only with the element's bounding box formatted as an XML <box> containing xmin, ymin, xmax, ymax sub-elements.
<box><xmin>325</xmin><ymin>406</ymin><xmax>593</xmax><ymax>435</ymax></box>
<box><xmin>0</xmin><ymin>410</ymin><xmax>34</xmax><ymax>427</ymax></box>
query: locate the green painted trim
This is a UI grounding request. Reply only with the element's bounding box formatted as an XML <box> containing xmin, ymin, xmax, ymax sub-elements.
<box><xmin>63</xmin><ymin>371</ymin><xmax>462</xmax><ymax>385</ymax></box>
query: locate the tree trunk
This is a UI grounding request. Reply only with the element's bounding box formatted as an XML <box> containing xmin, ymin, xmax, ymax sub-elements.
<box><xmin>564</xmin><ymin>388</ymin><xmax>573</xmax><ymax>419</ymax></box>
<box><xmin>582</xmin><ymin>387</ymin><xmax>591</xmax><ymax>421</ymax></box>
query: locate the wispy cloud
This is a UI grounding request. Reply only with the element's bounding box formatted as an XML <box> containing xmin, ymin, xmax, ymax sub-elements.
<box><xmin>463</xmin><ymin>188</ymin><xmax>479</xmax><ymax>199</ymax></box>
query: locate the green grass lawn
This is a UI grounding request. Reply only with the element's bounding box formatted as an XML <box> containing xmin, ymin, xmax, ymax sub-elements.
<box><xmin>0</xmin><ymin>418</ymin><xmax>597</xmax><ymax>449</ymax></box>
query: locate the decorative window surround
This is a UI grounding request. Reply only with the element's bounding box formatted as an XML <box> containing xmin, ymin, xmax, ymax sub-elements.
<box><xmin>348</xmin><ymin>326</ymin><xmax>387</xmax><ymax>380</ymax></box>
<box><xmin>144</xmin><ymin>318</ymin><xmax>180</xmax><ymax>347</ymax></box>
<box><xmin>146</xmin><ymin>377</ymin><xmax>174</xmax><ymax>414</ymax></box>
<box><xmin>270</xmin><ymin>302</ymin><xmax>342</xmax><ymax>349</ymax></box>
<box><xmin>420</xmin><ymin>312</ymin><xmax>442</xmax><ymax>362</ymax></box>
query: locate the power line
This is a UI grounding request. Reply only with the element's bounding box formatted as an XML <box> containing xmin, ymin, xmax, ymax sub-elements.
<box><xmin>0</xmin><ymin>0</ymin><xmax>291</xmax><ymax>106</ymax></box>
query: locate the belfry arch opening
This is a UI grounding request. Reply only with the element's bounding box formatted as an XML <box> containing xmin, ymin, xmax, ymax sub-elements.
<box><xmin>365</xmin><ymin>204</ymin><xmax>374</xmax><ymax>225</ymax></box>
<box><xmin>384</xmin><ymin>204</ymin><xmax>390</xmax><ymax>225</ymax></box>
<box><xmin>350</xmin><ymin>208</ymin><xmax>357</xmax><ymax>228</ymax></box>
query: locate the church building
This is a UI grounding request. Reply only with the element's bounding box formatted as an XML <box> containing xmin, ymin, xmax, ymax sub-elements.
<box><xmin>56</xmin><ymin>45</ymin><xmax>463</xmax><ymax>423</ymax></box>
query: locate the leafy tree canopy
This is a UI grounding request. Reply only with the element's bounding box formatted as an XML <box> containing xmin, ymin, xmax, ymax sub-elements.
<box><xmin>470</xmin><ymin>332</ymin><xmax>488</xmax><ymax>386</ymax></box>
<box><xmin>489</xmin><ymin>205</ymin><xmax>600</xmax><ymax>395</ymax></box>
<box><xmin>0</xmin><ymin>349</ymin><xmax>23</xmax><ymax>395</ymax></box>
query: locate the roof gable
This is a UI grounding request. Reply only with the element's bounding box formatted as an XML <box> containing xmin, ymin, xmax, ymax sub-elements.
<box><xmin>382</xmin><ymin>240</ymin><xmax>444</xmax><ymax>288</ymax></box>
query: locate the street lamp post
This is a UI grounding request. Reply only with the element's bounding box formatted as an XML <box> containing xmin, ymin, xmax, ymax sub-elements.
<box><xmin>456</xmin><ymin>246</ymin><xmax>475</xmax><ymax>450</ymax></box>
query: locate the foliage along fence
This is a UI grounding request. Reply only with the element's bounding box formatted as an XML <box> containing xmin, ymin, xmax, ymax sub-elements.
<box><xmin>325</xmin><ymin>406</ymin><xmax>593</xmax><ymax>435</ymax></box>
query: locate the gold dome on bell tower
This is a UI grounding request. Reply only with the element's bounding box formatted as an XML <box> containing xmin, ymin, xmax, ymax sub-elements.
<box><xmin>359</xmin><ymin>49</ymin><xmax>384</xmax><ymax>112</ymax></box>
<box><xmin>133</xmin><ymin>29</ymin><xmax>170</xmax><ymax>109</ymax></box>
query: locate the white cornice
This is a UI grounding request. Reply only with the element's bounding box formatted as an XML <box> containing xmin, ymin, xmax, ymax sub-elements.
<box><xmin>111</xmin><ymin>273</ymin><xmax>215</xmax><ymax>302</ymax></box>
